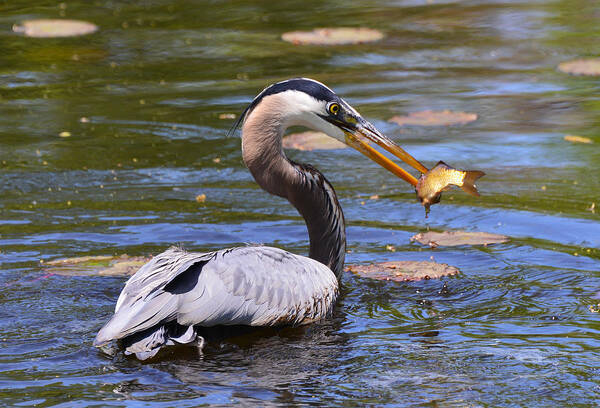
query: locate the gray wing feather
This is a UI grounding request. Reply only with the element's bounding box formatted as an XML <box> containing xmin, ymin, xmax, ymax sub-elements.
<box><xmin>95</xmin><ymin>246</ymin><xmax>338</xmax><ymax>346</ymax></box>
<box><xmin>114</xmin><ymin>248</ymin><xmax>217</xmax><ymax>312</ymax></box>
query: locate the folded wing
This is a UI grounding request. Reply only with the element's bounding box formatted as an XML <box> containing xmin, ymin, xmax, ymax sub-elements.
<box><xmin>94</xmin><ymin>245</ymin><xmax>339</xmax><ymax>357</ymax></box>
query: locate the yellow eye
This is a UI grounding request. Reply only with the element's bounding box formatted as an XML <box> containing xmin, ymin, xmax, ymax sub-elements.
<box><xmin>328</xmin><ymin>103</ymin><xmax>340</xmax><ymax>115</ymax></box>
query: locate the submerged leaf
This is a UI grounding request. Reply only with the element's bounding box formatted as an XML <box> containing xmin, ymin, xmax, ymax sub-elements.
<box><xmin>282</xmin><ymin>131</ymin><xmax>347</xmax><ymax>151</ymax></box>
<box><xmin>282</xmin><ymin>28</ymin><xmax>384</xmax><ymax>45</ymax></box>
<box><xmin>13</xmin><ymin>19</ymin><xmax>98</xmax><ymax>38</ymax></box>
<box><xmin>389</xmin><ymin>110</ymin><xmax>477</xmax><ymax>127</ymax></box>
<box><xmin>564</xmin><ymin>135</ymin><xmax>593</xmax><ymax>144</ymax></box>
<box><xmin>411</xmin><ymin>231</ymin><xmax>509</xmax><ymax>247</ymax></box>
<box><xmin>347</xmin><ymin>261</ymin><xmax>459</xmax><ymax>281</ymax></box>
<box><xmin>44</xmin><ymin>255</ymin><xmax>114</xmax><ymax>266</ymax></box>
<box><xmin>43</xmin><ymin>254</ymin><xmax>150</xmax><ymax>276</ymax></box>
<box><xmin>558</xmin><ymin>59</ymin><xmax>600</xmax><ymax>76</ymax></box>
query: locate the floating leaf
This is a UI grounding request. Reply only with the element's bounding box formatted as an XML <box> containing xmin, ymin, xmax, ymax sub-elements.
<box><xmin>218</xmin><ymin>113</ymin><xmax>236</xmax><ymax>120</ymax></box>
<box><xmin>282</xmin><ymin>28</ymin><xmax>384</xmax><ymax>45</ymax></box>
<box><xmin>43</xmin><ymin>255</ymin><xmax>150</xmax><ymax>276</ymax></box>
<box><xmin>59</xmin><ymin>131</ymin><xmax>71</xmax><ymax>138</ymax></box>
<box><xmin>564</xmin><ymin>135</ymin><xmax>592</xmax><ymax>144</ymax></box>
<box><xmin>13</xmin><ymin>19</ymin><xmax>98</xmax><ymax>38</ymax></box>
<box><xmin>389</xmin><ymin>110</ymin><xmax>477</xmax><ymax>127</ymax></box>
<box><xmin>282</xmin><ymin>131</ymin><xmax>347</xmax><ymax>151</ymax></box>
<box><xmin>347</xmin><ymin>261</ymin><xmax>459</xmax><ymax>281</ymax></box>
<box><xmin>558</xmin><ymin>59</ymin><xmax>600</xmax><ymax>76</ymax></box>
<box><xmin>411</xmin><ymin>231</ymin><xmax>509</xmax><ymax>247</ymax></box>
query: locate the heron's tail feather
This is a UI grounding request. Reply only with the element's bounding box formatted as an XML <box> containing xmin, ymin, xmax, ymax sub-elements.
<box><xmin>120</xmin><ymin>323</ymin><xmax>201</xmax><ymax>360</ymax></box>
<box><xmin>94</xmin><ymin>293</ymin><xmax>180</xmax><ymax>347</ymax></box>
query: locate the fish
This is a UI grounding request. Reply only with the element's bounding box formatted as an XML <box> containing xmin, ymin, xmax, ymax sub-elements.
<box><xmin>416</xmin><ymin>161</ymin><xmax>485</xmax><ymax>214</ymax></box>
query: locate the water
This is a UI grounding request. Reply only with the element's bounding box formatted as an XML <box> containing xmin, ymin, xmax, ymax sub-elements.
<box><xmin>1</xmin><ymin>0</ymin><xmax>599</xmax><ymax>406</ymax></box>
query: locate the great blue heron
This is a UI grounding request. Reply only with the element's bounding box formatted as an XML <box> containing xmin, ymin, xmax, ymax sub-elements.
<box><xmin>94</xmin><ymin>78</ymin><xmax>427</xmax><ymax>359</ymax></box>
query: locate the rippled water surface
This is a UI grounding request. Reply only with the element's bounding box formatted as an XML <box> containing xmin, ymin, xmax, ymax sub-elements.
<box><xmin>1</xmin><ymin>0</ymin><xmax>599</xmax><ymax>406</ymax></box>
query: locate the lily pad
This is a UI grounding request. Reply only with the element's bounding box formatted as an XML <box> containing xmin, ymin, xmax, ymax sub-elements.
<box><xmin>43</xmin><ymin>254</ymin><xmax>150</xmax><ymax>276</ymax></box>
<box><xmin>389</xmin><ymin>110</ymin><xmax>477</xmax><ymax>127</ymax></box>
<box><xmin>282</xmin><ymin>28</ymin><xmax>384</xmax><ymax>45</ymax></box>
<box><xmin>347</xmin><ymin>261</ymin><xmax>459</xmax><ymax>281</ymax></box>
<box><xmin>13</xmin><ymin>19</ymin><xmax>98</xmax><ymax>38</ymax></box>
<box><xmin>564</xmin><ymin>135</ymin><xmax>593</xmax><ymax>144</ymax></box>
<box><xmin>558</xmin><ymin>59</ymin><xmax>600</xmax><ymax>76</ymax></box>
<box><xmin>282</xmin><ymin>131</ymin><xmax>347</xmax><ymax>151</ymax></box>
<box><xmin>411</xmin><ymin>231</ymin><xmax>509</xmax><ymax>247</ymax></box>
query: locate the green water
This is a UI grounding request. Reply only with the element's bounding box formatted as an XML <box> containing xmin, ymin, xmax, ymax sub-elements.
<box><xmin>1</xmin><ymin>0</ymin><xmax>599</xmax><ymax>406</ymax></box>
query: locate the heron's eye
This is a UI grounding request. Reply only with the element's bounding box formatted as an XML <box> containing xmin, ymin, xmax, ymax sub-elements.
<box><xmin>328</xmin><ymin>103</ymin><xmax>340</xmax><ymax>115</ymax></box>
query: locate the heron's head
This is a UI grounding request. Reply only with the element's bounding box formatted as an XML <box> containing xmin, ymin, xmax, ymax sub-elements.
<box><xmin>235</xmin><ymin>78</ymin><xmax>427</xmax><ymax>186</ymax></box>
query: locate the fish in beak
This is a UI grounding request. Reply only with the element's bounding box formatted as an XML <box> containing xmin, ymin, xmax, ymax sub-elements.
<box><xmin>328</xmin><ymin>108</ymin><xmax>485</xmax><ymax>212</ymax></box>
<box><xmin>416</xmin><ymin>161</ymin><xmax>485</xmax><ymax>214</ymax></box>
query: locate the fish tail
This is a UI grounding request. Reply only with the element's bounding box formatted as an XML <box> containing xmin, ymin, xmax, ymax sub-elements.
<box><xmin>460</xmin><ymin>171</ymin><xmax>486</xmax><ymax>196</ymax></box>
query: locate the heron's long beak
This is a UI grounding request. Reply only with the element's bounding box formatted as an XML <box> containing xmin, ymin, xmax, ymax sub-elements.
<box><xmin>342</xmin><ymin>117</ymin><xmax>428</xmax><ymax>187</ymax></box>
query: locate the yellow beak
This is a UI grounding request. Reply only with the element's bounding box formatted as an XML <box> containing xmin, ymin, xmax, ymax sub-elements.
<box><xmin>343</xmin><ymin>121</ymin><xmax>428</xmax><ymax>187</ymax></box>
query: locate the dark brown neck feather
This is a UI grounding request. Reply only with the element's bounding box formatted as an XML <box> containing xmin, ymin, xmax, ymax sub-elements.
<box><xmin>241</xmin><ymin>94</ymin><xmax>346</xmax><ymax>278</ymax></box>
<box><xmin>286</xmin><ymin>162</ymin><xmax>346</xmax><ymax>278</ymax></box>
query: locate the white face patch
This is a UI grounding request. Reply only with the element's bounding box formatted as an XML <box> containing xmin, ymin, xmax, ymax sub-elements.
<box><xmin>276</xmin><ymin>90</ymin><xmax>346</xmax><ymax>143</ymax></box>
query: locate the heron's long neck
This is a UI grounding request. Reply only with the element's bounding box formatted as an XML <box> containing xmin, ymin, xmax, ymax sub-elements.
<box><xmin>287</xmin><ymin>162</ymin><xmax>346</xmax><ymax>279</ymax></box>
<box><xmin>241</xmin><ymin>105</ymin><xmax>346</xmax><ymax>279</ymax></box>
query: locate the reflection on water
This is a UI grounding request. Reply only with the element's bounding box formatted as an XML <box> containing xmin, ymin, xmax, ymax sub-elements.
<box><xmin>1</xmin><ymin>0</ymin><xmax>599</xmax><ymax>406</ymax></box>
